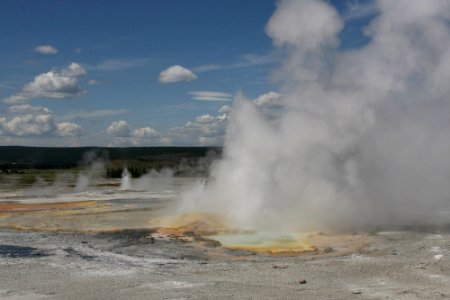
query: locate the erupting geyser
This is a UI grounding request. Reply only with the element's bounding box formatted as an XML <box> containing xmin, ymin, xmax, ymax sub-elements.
<box><xmin>180</xmin><ymin>0</ymin><xmax>450</xmax><ymax>234</ymax></box>
<box><xmin>119</xmin><ymin>167</ymin><xmax>131</xmax><ymax>191</ymax></box>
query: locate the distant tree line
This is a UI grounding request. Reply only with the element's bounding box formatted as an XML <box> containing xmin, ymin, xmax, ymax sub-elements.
<box><xmin>0</xmin><ymin>146</ymin><xmax>221</xmax><ymax>177</ymax></box>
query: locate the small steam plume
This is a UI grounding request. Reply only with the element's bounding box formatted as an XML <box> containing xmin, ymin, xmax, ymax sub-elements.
<box><xmin>119</xmin><ymin>167</ymin><xmax>131</xmax><ymax>190</ymax></box>
<box><xmin>118</xmin><ymin>167</ymin><xmax>175</xmax><ymax>193</ymax></box>
<box><xmin>181</xmin><ymin>0</ymin><xmax>450</xmax><ymax>231</ymax></box>
<box><xmin>117</xmin><ymin>153</ymin><xmax>219</xmax><ymax>192</ymax></box>
<box><xmin>75</xmin><ymin>151</ymin><xmax>107</xmax><ymax>192</ymax></box>
<box><xmin>132</xmin><ymin>168</ymin><xmax>174</xmax><ymax>192</ymax></box>
<box><xmin>22</xmin><ymin>173</ymin><xmax>72</xmax><ymax>197</ymax></box>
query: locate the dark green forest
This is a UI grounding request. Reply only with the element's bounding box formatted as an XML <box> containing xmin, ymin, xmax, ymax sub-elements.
<box><xmin>0</xmin><ymin>146</ymin><xmax>221</xmax><ymax>177</ymax></box>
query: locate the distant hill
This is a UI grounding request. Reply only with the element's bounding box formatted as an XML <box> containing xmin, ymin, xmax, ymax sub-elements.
<box><xmin>0</xmin><ymin>146</ymin><xmax>221</xmax><ymax>173</ymax></box>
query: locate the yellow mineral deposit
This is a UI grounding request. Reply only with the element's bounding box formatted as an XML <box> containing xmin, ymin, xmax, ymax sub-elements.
<box><xmin>0</xmin><ymin>200</ymin><xmax>99</xmax><ymax>212</ymax></box>
<box><xmin>152</xmin><ymin>212</ymin><xmax>372</xmax><ymax>256</ymax></box>
<box><xmin>0</xmin><ymin>200</ymin><xmax>372</xmax><ymax>256</ymax></box>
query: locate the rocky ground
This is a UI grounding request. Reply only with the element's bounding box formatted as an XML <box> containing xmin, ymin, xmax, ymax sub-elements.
<box><xmin>0</xmin><ymin>229</ymin><xmax>449</xmax><ymax>299</ymax></box>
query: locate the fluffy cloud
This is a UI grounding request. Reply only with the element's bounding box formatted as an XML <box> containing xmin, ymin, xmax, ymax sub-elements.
<box><xmin>159</xmin><ymin>65</ymin><xmax>197</xmax><ymax>83</ymax></box>
<box><xmin>189</xmin><ymin>91</ymin><xmax>231</xmax><ymax>101</ymax></box>
<box><xmin>165</xmin><ymin>111</ymin><xmax>229</xmax><ymax>146</ymax></box>
<box><xmin>106</xmin><ymin>120</ymin><xmax>159</xmax><ymax>145</ymax></box>
<box><xmin>0</xmin><ymin>104</ymin><xmax>83</xmax><ymax>137</ymax></box>
<box><xmin>131</xmin><ymin>127</ymin><xmax>158</xmax><ymax>139</ymax></box>
<box><xmin>56</xmin><ymin>122</ymin><xmax>84</xmax><ymax>137</ymax></box>
<box><xmin>2</xmin><ymin>62</ymin><xmax>87</xmax><ymax>103</ymax></box>
<box><xmin>196</xmin><ymin>114</ymin><xmax>216</xmax><ymax>123</ymax></box>
<box><xmin>34</xmin><ymin>45</ymin><xmax>58</xmax><ymax>54</ymax></box>
<box><xmin>0</xmin><ymin>114</ymin><xmax>55</xmax><ymax>136</ymax></box>
<box><xmin>253</xmin><ymin>91</ymin><xmax>282</xmax><ymax>107</ymax></box>
<box><xmin>106</xmin><ymin>120</ymin><xmax>132</xmax><ymax>137</ymax></box>
<box><xmin>0</xmin><ymin>91</ymin><xmax>281</xmax><ymax>145</ymax></box>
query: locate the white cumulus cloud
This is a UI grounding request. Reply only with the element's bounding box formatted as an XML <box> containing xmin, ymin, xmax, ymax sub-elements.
<box><xmin>2</xmin><ymin>62</ymin><xmax>87</xmax><ymax>103</ymax></box>
<box><xmin>253</xmin><ymin>91</ymin><xmax>282</xmax><ymax>107</ymax></box>
<box><xmin>106</xmin><ymin>120</ymin><xmax>132</xmax><ymax>137</ymax></box>
<box><xmin>103</xmin><ymin>91</ymin><xmax>282</xmax><ymax>146</ymax></box>
<box><xmin>159</xmin><ymin>65</ymin><xmax>197</xmax><ymax>83</ymax></box>
<box><xmin>0</xmin><ymin>104</ymin><xmax>84</xmax><ymax>138</ymax></box>
<box><xmin>106</xmin><ymin>120</ymin><xmax>159</xmax><ymax>146</ymax></box>
<box><xmin>165</xmin><ymin>110</ymin><xmax>229</xmax><ymax>146</ymax></box>
<box><xmin>131</xmin><ymin>127</ymin><xmax>158</xmax><ymax>139</ymax></box>
<box><xmin>56</xmin><ymin>122</ymin><xmax>84</xmax><ymax>137</ymax></box>
<box><xmin>0</xmin><ymin>114</ymin><xmax>55</xmax><ymax>136</ymax></box>
<box><xmin>34</xmin><ymin>45</ymin><xmax>58</xmax><ymax>54</ymax></box>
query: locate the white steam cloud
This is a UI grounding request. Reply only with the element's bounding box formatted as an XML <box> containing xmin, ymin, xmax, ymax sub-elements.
<box><xmin>181</xmin><ymin>0</ymin><xmax>450</xmax><ymax>231</ymax></box>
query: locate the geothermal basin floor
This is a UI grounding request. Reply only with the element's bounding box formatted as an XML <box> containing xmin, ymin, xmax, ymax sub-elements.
<box><xmin>0</xmin><ymin>174</ymin><xmax>449</xmax><ymax>299</ymax></box>
<box><xmin>0</xmin><ymin>229</ymin><xmax>449</xmax><ymax>299</ymax></box>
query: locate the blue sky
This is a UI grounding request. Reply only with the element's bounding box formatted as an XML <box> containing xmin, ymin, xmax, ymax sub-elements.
<box><xmin>0</xmin><ymin>0</ymin><xmax>376</xmax><ymax>147</ymax></box>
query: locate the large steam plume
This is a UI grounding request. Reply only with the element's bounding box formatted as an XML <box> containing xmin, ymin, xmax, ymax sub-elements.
<box><xmin>181</xmin><ymin>0</ymin><xmax>450</xmax><ymax>231</ymax></box>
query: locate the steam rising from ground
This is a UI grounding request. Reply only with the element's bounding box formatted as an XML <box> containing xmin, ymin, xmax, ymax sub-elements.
<box><xmin>23</xmin><ymin>174</ymin><xmax>72</xmax><ymax>197</ymax></box>
<box><xmin>181</xmin><ymin>0</ymin><xmax>450</xmax><ymax>231</ymax></box>
<box><xmin>75</xmin><ymin>152</ymin><xmax>106</xmax><ymax>192</ymax></box>
<box><xmin>120</xmin><ymin>167</ymin><xmax>175</xmax><ymax>192</ymax></box>
<box><xmin>119</xmin><ymin>168</ymin><xmax>131</xmax><ymax>190</ymax></box>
